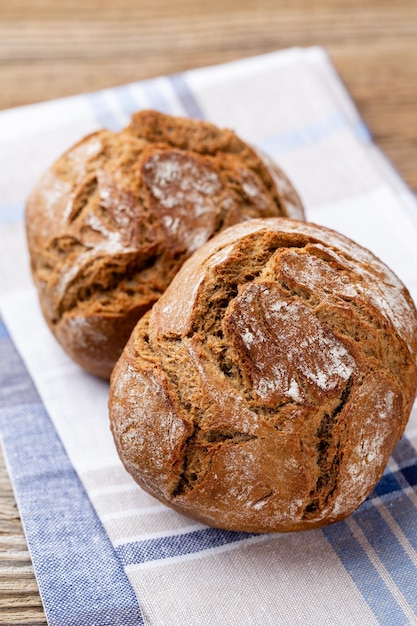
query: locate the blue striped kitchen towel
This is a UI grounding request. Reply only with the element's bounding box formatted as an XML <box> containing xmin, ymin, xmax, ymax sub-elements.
<box><xmin>1</xmin><ymin>46</ymin><xmax>417</xmax><ymax>625</ymax></box>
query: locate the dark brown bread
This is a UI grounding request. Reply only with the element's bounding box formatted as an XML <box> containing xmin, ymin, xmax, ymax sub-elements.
<box><xmin>25</xmin><ymin>110</ymin><xmax>304</xmax><ymax>378</ymax></box>
<box><xmin>109</xmin><ymin>217</ymin><xmax>417</xmax><ymax>533</ymax></box>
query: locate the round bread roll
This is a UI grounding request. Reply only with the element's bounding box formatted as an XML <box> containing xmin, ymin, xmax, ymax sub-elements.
<box><xmin>25</xmin><ymin>110</ymin><xmax>304</xmax><ymax>378</ymax></box>
<box><xmin>109</xmin><ymin>217</ymin><xmax>417</xmax><ymax>533</ymax></box>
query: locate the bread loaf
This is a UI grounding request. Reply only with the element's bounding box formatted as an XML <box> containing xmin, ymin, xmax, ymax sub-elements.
<box><xmin>25</xmin><ymin>110</ymin><xmax>304</xmax><ymax>378</ymax></box>
<box><xmin>109</xmin><ymin>217</ymin><xmax>417</xmax><ymax>532</ymax></box>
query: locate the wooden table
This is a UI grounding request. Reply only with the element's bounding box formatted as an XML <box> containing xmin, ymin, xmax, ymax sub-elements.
<box><xmin>1</xmin><ymin>0</ymin><xmax>416</xmax><ymax>623</ymax></box>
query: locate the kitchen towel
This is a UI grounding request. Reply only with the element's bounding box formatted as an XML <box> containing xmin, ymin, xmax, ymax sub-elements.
<box><xmin>1</xmin><ymin>46</ymin><xmax>417</xmax><ymax>625</ymax></box>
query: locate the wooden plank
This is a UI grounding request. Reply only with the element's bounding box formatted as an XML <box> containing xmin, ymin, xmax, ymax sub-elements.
<box><xmin>0</xmin><ymin>445</ymin><xmax>47</xmax><ymax>625</ymax></box>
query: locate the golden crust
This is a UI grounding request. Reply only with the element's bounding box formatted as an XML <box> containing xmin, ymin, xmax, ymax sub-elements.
<box><xmin>26</xmin><ymin>110</ymin><xmax>304</xmax><ymax>378</ymax></box>
<box><xmin>109</xmin><ymin>217</ymin><xmax>417</xmax><ymax>533</ymax></box>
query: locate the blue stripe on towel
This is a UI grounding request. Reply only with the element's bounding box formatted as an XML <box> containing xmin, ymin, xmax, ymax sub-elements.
<box><xmin>353</xmin><ymin>505</ymin><xmax>417</xmax><ymax>612</ymax></box>
<box><xmin>140</xmin><ymin>78</ymin><xmax>175</xmax><ymax>114</ymax></box>
<box><xmin>168</xmin><ymin>73</ymin><xmax>205</xmax><ymax>119</ymax></box>
<box><xmin>112</xmin><ymin>84</ymin><xmax>143</xmax><ymax>119</ymax></box>
<box><xmin>88</xmin><ymin>80</ymin><xmax>175</xmax><ymax>129</ymax></box>
<box><xmin>323</xmin><ymin>436</ymin><xmax>417</xmax><ymax>625</ymax></box>
<box><xmin>323</xmin><ymin>520</ymin><xmax>411</xmax><ymax>625</ymax></box>
<box><xmin>0</xmin><ymin>319</ymin><xmax>10</xmax><ymax>338</ymax></box>
<box><xmin>0</xmin><ymin>320</ymin><xmax>144</xmax><ymax>626</ymax></box>
<box><xmin>116</xmin><ymin>527</ymin><xmax>257</xmax><ymax>566</ymax></box>
<box><xmin>261</xmin><ymin>111</ymin><xmax>346</xmax><ymax>153</ymax></box>
<box><xmin>402</xmin><ymin>464</ymin><xmax>417</xmax><ymax>487</ymax></box>
<box><xmin>372</xmin><ymin>472</ymin><xmax>403</xmax><ymax>498</ymax></box>
<box><xmin>392</xmin><ymin>437</ymin><xmax>417</xmax><ymax>467</ymax></box>
<box><xmin>393</xmin><ymin>437</ymin><xmax>417</xmax><ymax>488</ymax></box>
<box><xmin>86</xmin><ymin>91</ymin><xmax>121</xmax><ymax>131</ymax></box>
<box><xmin>354</xmin><ymin>119</ymin><xmax>372</xmax><ymax>142</ymax></box>
<box><xmin>375</xmin><ymin>490</ymin><xmax>417</xmax><ymax>554</ymax></box>
<box><xmin>258</xmin><ymin>111</ymin><xmax>370</xmax><ymax>155</ymax></box>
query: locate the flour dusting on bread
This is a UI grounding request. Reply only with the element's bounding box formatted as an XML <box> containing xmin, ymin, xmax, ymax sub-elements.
<box><xmin>109</xmin><ymin>217</ymin><xmax>417</xmax><ymax>533</ymax></box>
<box><xmin>26</xmin><ymin>110</ymin><xmax>304</xmax><ymax>378</ymax></box>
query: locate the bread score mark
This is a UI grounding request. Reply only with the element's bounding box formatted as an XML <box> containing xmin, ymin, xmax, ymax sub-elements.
<box><xmin>109</xmin><ymin>218</ymin><xmax>417</xmax><ymax>531</ymax></box>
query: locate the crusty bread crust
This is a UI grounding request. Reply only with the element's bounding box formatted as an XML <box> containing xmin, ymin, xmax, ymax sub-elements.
<box><xmin>109</xmin><ymin>217</ymin><xmax>417</xmax><ymax>533</ymax></box>
<box><xmin>26</xmin><ymin>110</ymin><xmax>304</xmax><ymax>378</ymax></box>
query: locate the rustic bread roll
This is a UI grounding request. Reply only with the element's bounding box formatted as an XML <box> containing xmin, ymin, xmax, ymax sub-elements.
<box><xmin>109</xmin><ymin>217</ymin><xmax>417</xmax><ymax>533</ymax></box>
<box><xmin>25</xmin><ymin>110</ymin><xmax>304</xmax><ymax>378</ymax></box>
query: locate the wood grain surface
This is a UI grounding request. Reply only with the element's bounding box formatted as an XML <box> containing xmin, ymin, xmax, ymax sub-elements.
<box><xmin>1</xmin><ymin>0</ymin><xmax>416</xmax><ymax>623</ymax></box>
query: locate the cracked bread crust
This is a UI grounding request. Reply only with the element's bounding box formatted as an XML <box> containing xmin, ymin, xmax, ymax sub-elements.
<box><xmin>109</xmin><ymin>217</ymin><xmax>417</xmax><ymax>533</ymax></box>
<box><xmin>25</xmin><ymin>110</ymin><xmax>304</xmax><ymax>378</ymax></box>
